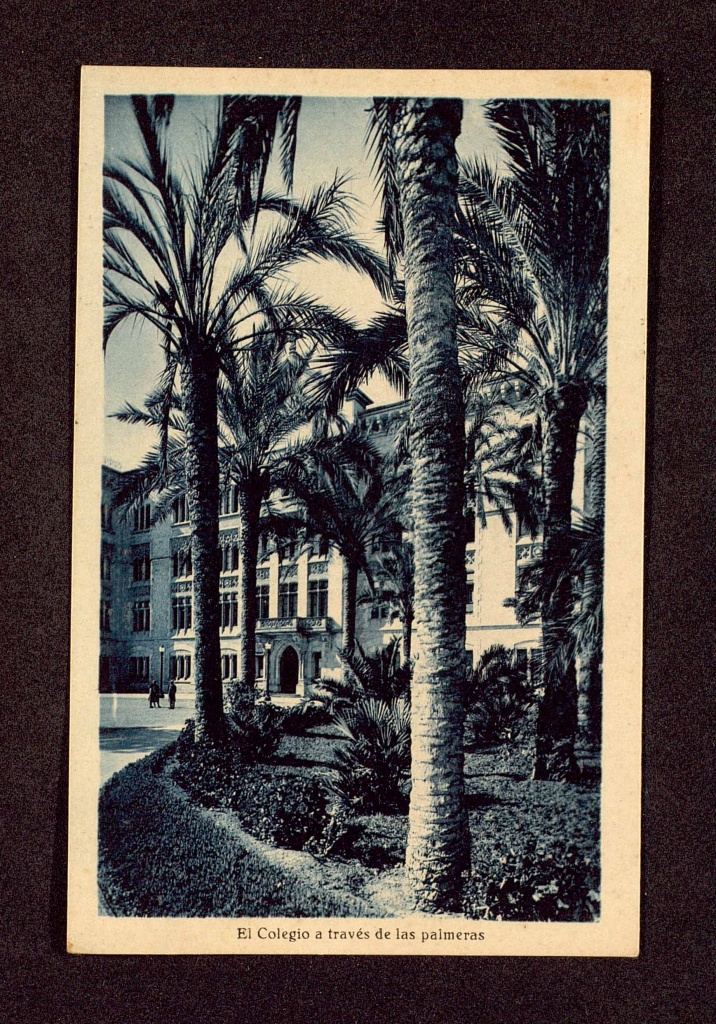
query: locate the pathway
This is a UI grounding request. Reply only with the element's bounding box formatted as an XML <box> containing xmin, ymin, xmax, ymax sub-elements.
<box><xmin>99</xmin><ymin>692</ymin><xmax>195</xmax><ymax>785</ymax></box>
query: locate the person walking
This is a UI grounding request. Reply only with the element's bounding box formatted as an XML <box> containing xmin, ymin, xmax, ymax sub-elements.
<box><xmin>149</xmin><ymin>680</ymin><xmax>160</xmax><ymax>708</ymax></box>
<box><xmin>168</xmin><ymin>681</ymin><xmax>177</xmax><ymax>710</ymax></box>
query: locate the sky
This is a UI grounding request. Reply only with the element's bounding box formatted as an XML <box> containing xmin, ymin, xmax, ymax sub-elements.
<box><xmin>103</xmin><ymin>96</ymin><xmax>508</xmax><ymax>470</ymax></box>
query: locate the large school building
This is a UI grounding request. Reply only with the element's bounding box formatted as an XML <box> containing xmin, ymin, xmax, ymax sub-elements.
<box><xmin>99</xmin><ymin>394</ymin><xmax>542</xmax><ymax>696</ymax></box>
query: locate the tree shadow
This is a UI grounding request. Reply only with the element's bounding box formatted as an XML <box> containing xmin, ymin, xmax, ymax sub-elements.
<box><xmin>100</xmin><ymin>727</ymin><xmax>179</xmax><ymax>754</ymax></box>
<box><xmin>464</xmin><ymin>791</ymin><xmax>519</xmax><ymax>810</ymax></box>
<box><xmin>268</xmin><ymin>752</ymin><xmax>335</xmax><ymax>769</ymax></box>
<box><xmin>465</xmin><ymin>769</ymin><xmax>530</xmax><ymax>782</ymax></box>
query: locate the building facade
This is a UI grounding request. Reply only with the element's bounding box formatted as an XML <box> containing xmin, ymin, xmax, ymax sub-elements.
<box><xmin>99</xmin><ymin>398</ymin><xmax>541</xmax><ymax>695</ymax></box>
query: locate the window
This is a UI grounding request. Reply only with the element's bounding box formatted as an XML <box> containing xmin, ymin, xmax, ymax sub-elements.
<box><xmin>101</xmin><ymin>504</ymin><xmax>113</xmax><ymax>532</ymax></box>
<box><xmin>279</xmin><ymin>581</ymin><xmax>298</xmax><ymax>618</ymax></box>
<box><xmin>308</xmin><ymin>578</ymin><xmax>328</xmax><ymax>618</ymax></box>
<box><xmin>257</xmin><ymin>584</ymin><xmax>269</xmax><ymax>620</ymax></box>
<box><xmin>516</xmin><ymin>513</ymin><xmax>528</xmax><ymax>540</ymax></box>
<box><xmin>465</xmin><ymin>581</ymin><xmax>474</xmax><ymax>612</ymax></box>
<box><xmin>312</xmin><ymin>651</ymin><xmax>322</xmax><ymax>680</ymax></box>
<box><xmin>101</xmin><ymin>547</ymin><xmax>112</xmax><ymax>582</ymax></box>
<box><xmin>280</xmin><ymin>538</ymin><xmax>298</xmax><ymax>562</ymax></box>
<box><xmin>100</xmin><ymin>600</ymin><xmax>111</xmax><ymax>632</ymax></box>
<box><xmin>132</xmin><ymin>601</ymin><xmax>150</xmax><ymax>632</ymax></box>
<box><xmin>222</xmin><ymin>654</ymin><xmax>238</xmax><ymax>680</ymax></box>
<box><xmin>514</xmin><ymin>649</ymin><xmax>528</xmax><ymax>672</ymax></box>
<box><xmin>170</xmin><ymin>654</ymin><xmax>191</xmax><ymax>680</ymax></box>
<box><xmin>221</xmin><ymin>543</ymin><xmax>239</xmax><ymax>573</ymax></box>
<box><xmin>309</xmin><ymin>537</ymin><xmax>330</xmax><ymax>558</ymax></box>
<box><xmin>132</xmin><ymin>550</ymin><xmax>151</xmax><ymax>582</ymax></box>
<box><xmin>172</xmin><ymin>495</ymin><xmax>189</xmax><ymax>524</ymax></box>
<box><xmin>172</xmin><ymin>596</ymin><xmax>192</xmax><ymax>632</ymax></box>
<box><xmin>133</xmin><ymin>504</ymin><xmax>151</xmax><ymax>532</ymax></box>
<box><xmin>172</xmin><ymin>547</ymin><xmax>192</xmax><ymax>578</ymax></box>
<box><xmin>369</xmin><ymin>589</ymin><xmax>391</xmax><ymax>621</ymax></box>
<box><xmin>256</xmin><ymin>654</ymin><xmax>265</xmax><ymax>679</ymax></box>
<box><xmin>371</xmin><ymin>527</ymin><xmax>401</xmax><ymax>554</ymax></box>
<box><xmin>464</xmin><ymin>509</ymin><xmax>476</xmax><ymax>543</ymax></box>
<box><xmin>220</xmin><ymin>485</ymin><xmax>239</xmax><ymax>515</ymax></box>
<box><xmin>259</xmin><ymin>535</ymin><xmax>270</xmax><ymax>561</ymax></box>
<box><xmin>130</xmin><ymin>656</ymin><xmax>150</xmax><ymax>679</ymax></box>
<box><xmin>220</xmin><ymin>592</ymin><xmax>238</xmax><ymax>629</ymax></box>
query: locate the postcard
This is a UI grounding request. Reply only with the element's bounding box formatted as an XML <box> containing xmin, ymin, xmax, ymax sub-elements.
<box><xmin>68</xmin><ymin>67</ymin><xmax>649</xmax><ymax>955</ymax></box>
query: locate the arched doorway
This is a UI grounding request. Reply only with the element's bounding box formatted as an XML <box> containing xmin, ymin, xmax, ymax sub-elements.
<box><xmin>279</xmin><ymin>646</ymin><xmax>299</xmax><ymax>694</ymax></box>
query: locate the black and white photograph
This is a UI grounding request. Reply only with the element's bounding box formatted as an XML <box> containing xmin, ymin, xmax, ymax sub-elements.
<box><xmin>68</xmin><ymin>68</ymin><xmax>649</xmax><ymax>956</ymax></box>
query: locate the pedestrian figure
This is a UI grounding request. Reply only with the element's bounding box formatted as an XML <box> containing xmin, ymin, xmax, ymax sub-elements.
<box><xmin>168</xmin><ymin>681</ymin><xmax>177</xmax><ymax>709</ymax></box>
<box><xmin>149</xmin><ymin>680</ymin><xmax>160</xmax><ymax>708</ymax></box>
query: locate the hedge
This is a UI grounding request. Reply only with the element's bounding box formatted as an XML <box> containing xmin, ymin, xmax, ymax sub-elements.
<box><xmin>98</xmin><ymin>750</ymin><xmax>391</xmax><ymax>918</ymax></box>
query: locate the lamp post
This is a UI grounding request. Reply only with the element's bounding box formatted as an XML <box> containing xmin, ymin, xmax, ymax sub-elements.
<box><xmin>264</xmin><ymin>642</ymin><xmax>272</xmax><ymax>700</ymax></box>
<box><xmin>159</xmin><ymin>646</ymin><xmax>165</xmax><ymax>696</ymax></box>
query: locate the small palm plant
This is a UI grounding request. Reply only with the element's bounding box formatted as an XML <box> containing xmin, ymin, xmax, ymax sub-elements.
<box><xmin>329</xmin><ymin>697</ymin><xmax>411</xmax><ymax>814</ymax></box>
<box><xmin>339</xmin><ymin>637</ymin><xmax>411</xmax><ymax>703</ymax></box>
<box><xmin>466</xmin><ymin>644</ymin><xmax>536</xmax><ymax>746</ymax></box>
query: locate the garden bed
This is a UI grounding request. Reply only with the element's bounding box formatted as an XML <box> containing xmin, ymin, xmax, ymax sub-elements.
<box><xmin>99</xmin><ymin>725</ymin><xmax>599</xmax><ymax>921</ymax></box>
<box><xmin>99</xmin><ymin>748</ymin><xmax>411</xmax><ymax>918</ymax></box>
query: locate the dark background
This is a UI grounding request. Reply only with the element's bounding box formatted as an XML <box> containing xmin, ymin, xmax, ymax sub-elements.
<box><xmin>1</xmin><ymin>2</ymin><xmax>713</xmax><ymax>1021</ymax></box>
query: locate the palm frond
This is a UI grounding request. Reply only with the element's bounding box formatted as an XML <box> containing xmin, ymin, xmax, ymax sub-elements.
<box><xmin>366</xmin><ymin>99</ymin><xmax>404</xmax><ymax>281</ymax></box>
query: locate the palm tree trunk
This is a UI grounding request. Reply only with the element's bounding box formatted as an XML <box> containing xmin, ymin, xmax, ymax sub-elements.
<box><xmin>394</xmin><ymin>98</ymin><xmax>470</xmax><ymax>912</ymax></box>
<box><xmin>180</xmin><ymin>357</ymin><xmax>225</xmax><ymax>744</ymax></box>
<box><xmin>341</xmin><ymin>560</ymin><xmax>358</xmax><ymax>683</ymax></box>
<box><xmin>237</xmin><ymin>485</ymin><xmax>260</xmax><ymax>706</ymax></box>
<box><xmin>402</xmin><ymin>610</ymin><xmax>413</xmax><ymax>664</ymax></box>
<box><xmin>534</xmin><ymin>380</ymin><xmax>589</xmax><ymax>780</ymax></box>
<box><xmin>577</xmin><ymin>394</ymin><xmax>606</xmax><ymax>759</ymax></box>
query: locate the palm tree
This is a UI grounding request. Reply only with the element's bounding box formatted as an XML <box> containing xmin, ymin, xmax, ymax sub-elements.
<box><xmin>295</xmin><ymin>465</ymin><xmax>400</xmax><ymax>679</ymax></box>
<box><xmin>368</xmin><ymin>98</ymin><xmax>470</xmax><ymax>911</ymax></box>
<box><xmin>456</xmin><ymin>100</ymin><xmax>609</xmax><ymax>780</ymax></box>
<box><xmin>217</xmin><ymin>334</ymin><xmax>381</xmax><ymax>703</ymax></box>
<box><xmin>104</xmin><ymin>95</ymin><xmax>302</xmax><ymax>741</ymax></box>
<box><xmin>465</xmin><ymin>387</ymin><xmax>543</xmax><ymax>537</ymax></box>
<box><xmin>104</xmin><ymin>95</ymin><xmax>388</xmax><ymax>740</ymax></box>
<box><xmin>366</xmin><ymin>541</ymin><xmax>415</xmax><ymax>663</ymax></box>
<box><xmin>113</xmin><ymin>341</ymin><xmax>381</xmax><ymax>702</ymax></box>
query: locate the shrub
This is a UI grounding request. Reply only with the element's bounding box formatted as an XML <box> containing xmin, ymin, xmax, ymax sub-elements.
<box><xmin>328</xmin><ymin>698</ymin><xmax>411</xmax><ymax>814</ymax></box>
<box><xmin>466</xmin><ymin>644</ymin><xmax>535</xmax><ymax>745</ymax></box>
<box><xmin>224</xmin><ymin>766</ymin><xmax>334</xmax><ymax>850</ymax></box>
<box><xmin>281</xmin><ymin>699</ymin><xmax>332</xmax><ymax>735</ymax></box>
<box><xmin>349</xmin><ymin>814</ymin><xmax>408</xmax><ymax>869</ymax></box>
<box><xmin>172</xmin><ymin>723</ymin><xmax>334</xmax><ymax>851</ymax></box>
<box><xmin>300</xmin><ymin>675</ymin><xmax>358</xmax><ymax>721</ymax></box>
<box><xmin>341</xmin><ymin>638</ymin><xmax>412</xmax><ymax>703</ymax></box>
<box><xmin>213</xmin><ymin>691</ymin><xmax>288</xmax><ymax>763</ymax></box>
<box><xmin>98</xmin><ymin>753</ymin><xmax>380</xmax><ymax>917</ymax></box>
<box><xmin>230</xmin><ymin>698</ymin><xmax>287</xmax><ymax>763</ymax></box>
<box><xmin>464</xmin><ymin>840</ymin><xmax>600</xmax><ymax>922</ymax></box>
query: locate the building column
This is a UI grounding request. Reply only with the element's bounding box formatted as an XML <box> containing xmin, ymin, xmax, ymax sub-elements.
<box><xmin>297</xmin><ymin>550</ymin><xmax>309</xmax><ymax>617</ymax></box>
<box><xmin>268</xmin><ymin>551</ymin><xmax>280</xmax><ymax>618</ymax></box>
